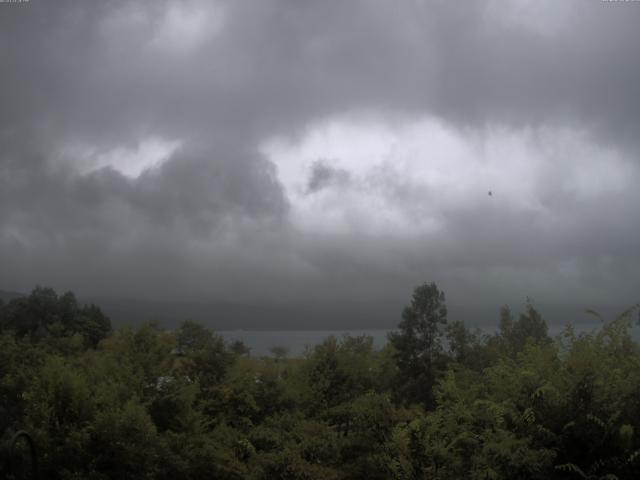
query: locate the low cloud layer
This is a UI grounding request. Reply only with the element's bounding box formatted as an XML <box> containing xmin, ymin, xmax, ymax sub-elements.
<box><xmin>1</xmin><ymin>0</ymin><xmax>639</xmax><ymax>310</ymax></box>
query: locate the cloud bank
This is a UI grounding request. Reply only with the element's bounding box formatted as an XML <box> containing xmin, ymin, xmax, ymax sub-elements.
<box><xmin>1</xmin><ymin>0</ymin><xmax>639</xmax><ymax>309</ymax></box>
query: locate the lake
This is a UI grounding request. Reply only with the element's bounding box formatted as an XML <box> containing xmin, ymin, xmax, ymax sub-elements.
<box><xmin>219</xmin><ymin>321</ymin><xmax>606</xmax><ymax>357</ymax></box>
<box><xmin>219</xmin><ymin>330</ymin><xmax>392</xmax><ymax>356</ymax></box>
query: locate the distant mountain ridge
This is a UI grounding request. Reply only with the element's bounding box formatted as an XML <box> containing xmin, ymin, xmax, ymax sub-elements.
<box><xmin>1</xmin><ymin>288</ymin><xmax>627</xmax><ymax>332</ymax></box>
<box><xmin>0</xmin><ymin>289</ymin><xmax>25</xmax><ymax>302</ymax></box>
<box><xmin>86</xmin><ymin>297</ymin><xmax>406</xmax><ymax>330</ymax></box>
<box><xmin>89</xmin><ymin>297</ymin><xmax>622</xmax><ymax>332</ymax></box>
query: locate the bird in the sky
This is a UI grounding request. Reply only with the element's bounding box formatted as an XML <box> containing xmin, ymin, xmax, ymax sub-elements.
<box><xmin>488</xmin><ymin>190</ymin><xmax>493</xmax><ymax>197</ymax></box>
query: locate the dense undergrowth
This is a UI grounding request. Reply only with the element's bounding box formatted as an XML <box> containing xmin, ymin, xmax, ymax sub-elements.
<box><xmin>1</xmin><ymin>285</ymin><xmax>640</xmax><ymax>479</ymax></box>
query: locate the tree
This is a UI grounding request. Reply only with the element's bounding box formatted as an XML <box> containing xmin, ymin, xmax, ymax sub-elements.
<box><xmin>76</xmin><ymin>303</ymin><xmax>112</xmax><ymax>348</ymax></box>
<box><xmin>270</xmin><ymin>345</ymin><xmax>289</xmax><ymax>362</ymax></box>
<box><xmin>388</xmin><ymin>282</ymin><xmax>448</xmax><ymax>408</ymax></box>
<box><xmin>229</xmin><ymin>340</ymin><xmax>251</xmax><ymax>357</ymax></box>
<box><xmin>0</xmin><ymin>287</ymin><xmax>111</xmax><ymax>349</ymax></box>
<box><xmin>176</xmin><ymin>320</ymin><xmax>231</xmax><ymax>391</ymax></box>
<box><xmin>177</xmin><ymin>320</ymin><xmax>216</xmax><ymax>352</ymax></box>
<box><xmin>496</xmin><ymin>300</ymin><xmax>550</xmax><ymax>356</ymax></box>
<box><xmin>511</xmin><ymin>300</ymin><xmax>549</xmax><ymax>349</ymax></box>
<box><xmin>0</xmin><ymin>286</ymin><xmax>59</xmax><ymax>339</ymax></box>
<box><xmin>445</xmin><ymin>320</ymin><xmax>483</xmax><ymax>366</ymax></box>
<box><xmin>249</xmin><ymin>413</ymin><xmax>340</xmax><ymax>480</ymax></box>
<box><xmin>499</xmin><ymin>304</ymin><xmax>513</xmax><ymax>338</ymax></box>
<box><xmin>304</xmin><ymin>334</ymin><xmax>379</xmax><ymax>415</ymax></box>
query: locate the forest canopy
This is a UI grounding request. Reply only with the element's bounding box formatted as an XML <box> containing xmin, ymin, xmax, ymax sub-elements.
<box><xmin>1</xmin><ymin>284</ymin><xmax>640</xmax><ymax>479</ymax></box>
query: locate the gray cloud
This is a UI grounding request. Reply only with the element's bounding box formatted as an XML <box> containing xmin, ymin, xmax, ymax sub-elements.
<box><xmin>306</xmin><ymin>160</ymin><xmax>351</xmax><ymax>194</ymax></box>
<box><xmin>1</xmin><ymin>0</ymin><xmax>639</xmax><ymax>312</ymax></box>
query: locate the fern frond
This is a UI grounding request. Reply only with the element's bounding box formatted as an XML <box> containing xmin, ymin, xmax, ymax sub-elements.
<box><xmin>627</xmin><ymin>449</ymin><xmax>640</xmax><ymax>464</ymax></box>
<box><xmin>521</xmin><ymin>407</ymin><xmax>535</xmax><ymax>425</ymax></box>
<box><xmin>585</xmin><ymin>309</ymin><xmax>605</xmax><ymax>323</ymax></box>
<box><xmin>555</xmin><ymin>463</ymin><xmax>588</xmax><ymax>478</ymax></box>
<box><xmin>586</xmin><ymin>413</ymin><xmax>606</xmax><ymax>430</ymax></box>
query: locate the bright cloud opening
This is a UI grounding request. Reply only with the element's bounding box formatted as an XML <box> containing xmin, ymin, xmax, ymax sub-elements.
<box><xmin>264</xmin><ymin>117</ymin><xmax>637</xmax><ymax>238</ymax></box>
<box><xmin>151</xmin><ymin>1</ymin><xmax>225</xmax><ymax>54</ymax></box>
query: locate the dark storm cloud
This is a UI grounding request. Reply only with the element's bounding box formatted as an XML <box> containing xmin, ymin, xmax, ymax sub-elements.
<box><xmin>5</xmin><ymin>0</ymin><xmax>637</xmax><ymax>149</ymax></box>
<box><xmin>1</xmin><ymin>0</ymin><xmax>639</xmax><ymax>307</ymax></box>
<box><xmin>0</xmin><ymin>145</ymin><xmax>286</xmax><ymax>254</ymax></box>
<box><xmin>306</xmin><ymin>161</ymin><xmax>350</xmax><ymax>194</ymax></box>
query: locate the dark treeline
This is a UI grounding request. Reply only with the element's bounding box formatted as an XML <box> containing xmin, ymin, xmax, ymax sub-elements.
<box><xmin>1</xmin><ymin>284</ymin><xmax>639</xmax><ymax>479</ymax></box>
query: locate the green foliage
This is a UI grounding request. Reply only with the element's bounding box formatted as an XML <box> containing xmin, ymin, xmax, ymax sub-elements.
<box><xmin>1</xmin><ymin>285</ymin><xmax>640</xmax><ymax>479</ymax></box>
<box><xmin>230</xmin><ymin>340</ymin><xmax>252</xmax><ymax>357</ymax></box>
<box><xmin>303</xmin><ymin>334</ymin><xmax>381</xmax><ymax>413</ymax></box>
<box><xmin>176</xmin><ymin>319</ymin><xmax>232</xmax><ymax>391</ymax></box>
<box><xmin>388</xmin><ymin>282</ymin><xmax>448</xmax><ymax>408</ymax></box>
<box><xmin>270</xmin><ymin>345</ymin><xmax>289</xmax><ymax>361</ymax></box>
<box><xmin>0</xmin><ymin>287</ymin><xmax>111</xmax><ymax>349</ymax></box>
<box><xmin>249</xmin><ymin>413</ymin><xmax>340</xmax><ymax>479</ymax></box>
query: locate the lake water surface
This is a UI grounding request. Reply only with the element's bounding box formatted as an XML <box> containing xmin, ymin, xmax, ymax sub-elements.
<box><xmin>219</xmin><ymin>321</ymin><xmax>606</xmax><ymax>357</ymax></box>
<box><xmin>219</xmin><ymin>330</ymin><xmax>391</xmax><ymax>356</ymax></box>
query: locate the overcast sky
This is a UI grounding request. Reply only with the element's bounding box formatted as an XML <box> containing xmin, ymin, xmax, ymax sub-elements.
<box><xmin>1</xmin><ymin>0</ymin><xmax>639</xmax><ymax>308</ymax></box>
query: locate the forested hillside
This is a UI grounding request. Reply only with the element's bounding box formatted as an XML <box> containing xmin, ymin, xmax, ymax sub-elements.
<box><xmin>1</xmin><ymin>285</ymin><xmax>639</xmax><ymax>479</ymax></box>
